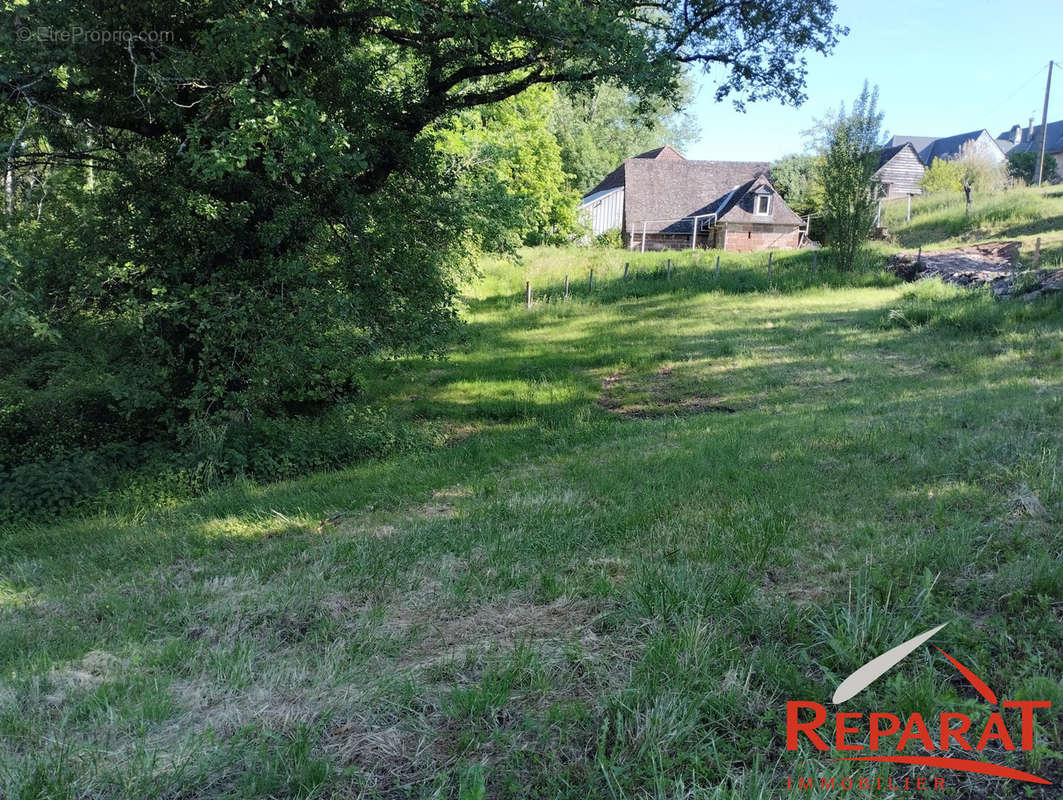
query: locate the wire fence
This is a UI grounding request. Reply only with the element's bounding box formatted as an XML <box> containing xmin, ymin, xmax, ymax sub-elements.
<box><xmin>521</xmin><ymin>249</ymin><xmax>896</xmax><ymax>308</ymax></box>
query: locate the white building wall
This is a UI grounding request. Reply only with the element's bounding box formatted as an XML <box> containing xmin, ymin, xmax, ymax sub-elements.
<box><xmin>579</xmin><ymin>188</ymin><xmax>624</xmax><ymax>236</ymax></box>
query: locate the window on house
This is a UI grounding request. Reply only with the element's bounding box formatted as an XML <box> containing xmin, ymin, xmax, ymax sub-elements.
<box><xmin>755</xmin><ymin>194</ymin><xmax>771</xmax><ymax>215</ymax></box>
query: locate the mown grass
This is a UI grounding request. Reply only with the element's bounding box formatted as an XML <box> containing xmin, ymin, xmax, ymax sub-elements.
<box><xmin>1</xmin><ymin>246</ymin><xmax>1062</xmax><ymax>799</ymax></box>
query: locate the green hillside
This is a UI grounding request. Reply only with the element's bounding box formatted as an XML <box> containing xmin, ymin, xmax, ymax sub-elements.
<box><xmin>2</xmin><ymin>215</ymin><xmax>1063</xmax><ymax>797</ymax></box>
<box><xmin>882</xmin><ymin>184</ymin><xmax>1063</xmax><ymax>266</ymax></box>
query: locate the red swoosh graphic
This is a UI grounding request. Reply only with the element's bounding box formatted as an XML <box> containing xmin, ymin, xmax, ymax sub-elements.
<box><xmin>936</xmin><ymin>646</ymin><xmax>998</xmax><ymax>704</ymax></box>
<box><xmin>832</xmin><ymin>756</ymin><xmax>1050</xmax><ymax>784</ymax></box>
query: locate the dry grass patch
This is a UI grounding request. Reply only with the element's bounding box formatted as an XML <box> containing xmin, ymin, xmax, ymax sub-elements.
<box><xmin>597</xmin><ymin>366</ymin><xmax>736</xmax><ymax>418</ymax></box>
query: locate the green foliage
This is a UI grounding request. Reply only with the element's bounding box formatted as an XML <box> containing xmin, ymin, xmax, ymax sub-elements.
<box><xmin>885</xmin><ymin>279</ymin><xmax>1063</xmax><ymax>335</ymax></box>
<box><xmin>182</xmin><ymin>405</ymin><xmax>436</xmax><ymax>492</ymax></box>
<box><xmin>1007</xmin><ymin>150</ymin><xmax>1060</xmax><ymax>185</ymax></box>
<box><xmin>921</xmin><ymin>158</ymin><xmax>964</xmax><ymax>193</ymax></box>
<box><xmin>0</xmin><ymin>0</ymin><xmax>844</xmax><ymax>514</ymax></box>
<box><xmin>954</xmin><ymin>140</ymin><xmax>1006</xmax><ymax>199</ymax></box>
<box><xmin>770</xmin><ymin>153</ymin><xmax>824</xmax><ymax>215</ymax></box>
<box><xmin>817</xmin><ymin>81</ymin><xmax>885</xmax><ymax>270</ymax></box>
<box><xmin>436</xmin><ymin>87</ymin><xmax>580</xmax><ymax>249</ymax></box>
<box><xmin>551</xmin><ymin>82</ymin><xmax>700</xmax><ymax>193</ymax></box>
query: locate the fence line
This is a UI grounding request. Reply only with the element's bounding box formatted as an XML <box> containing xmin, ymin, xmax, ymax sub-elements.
<box><xmin>521</xmin><ymin>250</ymin><xmax>887</xmax><ymax>308</ymax></box>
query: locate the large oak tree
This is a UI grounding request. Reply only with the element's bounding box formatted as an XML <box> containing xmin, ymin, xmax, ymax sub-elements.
<box><xmin>1</xmin><ymin>0</ymin><xmax>844</xmax><ymax>432</ymax></box>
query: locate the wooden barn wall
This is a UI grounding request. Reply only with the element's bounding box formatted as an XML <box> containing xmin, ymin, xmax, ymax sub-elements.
<box><xmin>876</xmin><ymin>149</ymin><xmax>925</xmax><ymax>198</ymax></box>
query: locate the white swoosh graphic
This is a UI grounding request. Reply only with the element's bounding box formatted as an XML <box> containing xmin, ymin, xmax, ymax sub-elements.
<box><xmin>832</xmin><ymin>623</ymin><xmax>948</xmax><ymax>704</ymax></box>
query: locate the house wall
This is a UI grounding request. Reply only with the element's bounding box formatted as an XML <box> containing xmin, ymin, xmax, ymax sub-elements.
<box><xmin>967</xmin><ymin>131</ymin><xmax>1007</xmax><ymax>163</ymax></box>
<box><xmin>580</xmin><ymin>188</ymin><xmax>624</xmax><ymax>236</ymax></box>
<box><xmin>625</xmin><ymin>232</ymin><xmax>696</xmax><ymax>251</ymax></box>
<box><xmin>716</xmin><ymin>223</ymin><xmax>800</xmax><ymax>253</ymax></box>
<box><xmin>876</xmin><ymin>148</ymin><xmax>925</xmax><ymax>198</ymax></box>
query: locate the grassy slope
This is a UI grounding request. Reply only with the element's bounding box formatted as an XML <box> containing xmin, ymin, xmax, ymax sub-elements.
<box><xmin>881</xmin><ymin>184</ymin><xmax>1063</xmax><ymax>267</ymax></box>
<box><xmin>1</xmin><ymin>200</ymin><xmax>1063</xmax><ymax>798</ymax></box>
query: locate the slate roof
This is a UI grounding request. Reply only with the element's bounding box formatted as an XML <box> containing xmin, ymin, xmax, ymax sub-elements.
<box><xmin>716</xmin><ymin>175</ymin><xmax>805</xmax><ymax>227</ymax></box>
<box><xmin>887</xmin><ymin>130</ymin><xmax>1005</xmax><ymax>164</ymax></box>
<box><xmin>887</xmin><ymin>136</ymin><xmax>937</xmax><ymax>161</ymax></box>
<box><xmin>999</xmin><ymin>120</ymin><xmax>1063</xmax><ymax>155</ymax></box>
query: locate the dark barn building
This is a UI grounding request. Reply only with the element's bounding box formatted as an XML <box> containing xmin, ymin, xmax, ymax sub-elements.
<box><xmin>580</xmin><ymin>148</ymin><xmax>805</xmax><ymax>252</ymax></box>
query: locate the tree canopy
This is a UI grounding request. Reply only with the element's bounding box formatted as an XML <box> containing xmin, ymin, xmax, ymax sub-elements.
<box><xmin>1</xmin><ymin>0</ymin><xmax>845</xmax><ymax>487</ymax></box>
<box><xmin>815</xmin><ymin>81</ymin><xmax>885</xmax><ymax>270</ymax></box>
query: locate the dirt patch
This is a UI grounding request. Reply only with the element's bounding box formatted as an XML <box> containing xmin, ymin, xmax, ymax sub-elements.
<box><xmin>45</xmin><ymin>651</ymin><xmax>126</xmax><ymax>704</ymax></box>
<box><xmin>389</xmin><ymin>595</ymin><xmax>600</xmax><ymax>669</ymax></box>
<box><xmin>888</xmin><ymin>241</ymin><xmax>1063</xmax><ymax>298</ymax></box>
<box><xmin>597</xmin><ymin>366</ymin><xmax>736</xmax><ymax>418</ymax></box>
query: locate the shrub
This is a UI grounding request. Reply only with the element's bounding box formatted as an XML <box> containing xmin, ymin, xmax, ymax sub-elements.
<box><xmin>594</xmin><ymin>229</ymin><xmax>622</xmax><ymax>248</ymax></box>
<box><xmin>182</xmin><ymin>405</ymin><xmax>439</xmax><ymax>492</ymax></box>
<box><xmin>1007</xmin><ymin>151</ymin><xmax>1060</xmax><ymax>185</ymax></box>
<box><xmin>921</xmin><ymin>158</ymin><xmax>963</xmax><ymax>193</ymax></box>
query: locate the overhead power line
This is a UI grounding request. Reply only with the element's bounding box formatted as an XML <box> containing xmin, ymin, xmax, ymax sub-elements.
<box><xmin>985</xmin><ymin>63</ymin><xmax>1048</xmax><ymax>119</ymax></box>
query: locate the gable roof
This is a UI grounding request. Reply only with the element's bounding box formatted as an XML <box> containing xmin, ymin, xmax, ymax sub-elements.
<box><xmin>583</xmin><ymin>149</ymin><xmax>803</xmax><ymax>234</ymax></box>
<box><xmin>619</xmin><ymin>159</ymin><xmax>765</xmax><ymax>233</ymax></box>
<box><xmin>887</xmin><ymin>130</ymin><xmax>1004</xmax><ymax>164</ymax></box>
<box><xmin>999</xmin><ymin>120</ymin><xmax>1063</xmax><ymax>155</ymax></box>
<box><xmin>716</xmin><ymin>175</ymin><xmax>804</xmax><ymax>226</ymax></box>
<box><xmin>583</xmin><ymin>145</ymin><xmax>686</xmax><ymax>196</ymax></box>
<box><xmin>872</xmin><ymin>142</ymin><xmax>925</xmax><ymax>178</ymax></box>
<box><xmin>633</xmin><ymin>145</ymin><xmax>686</xmax><ymax>160</ymax></box>
<box><xmin>887</xmin><ymin>136</ymin><xmax>937</xmax><ymax>161</ymax></box>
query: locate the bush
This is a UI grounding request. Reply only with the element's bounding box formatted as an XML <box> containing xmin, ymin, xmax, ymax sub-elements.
<box><xmin>1007</xmin><ymin>151</ymin><xmax>1060</xmax><ymax>185</ymax></box>
<box><xmin>593</xmin><ymin>229</ymin><xmax>622</xmax><ymax>248</ymax></box>
<box><xmin>183</xmin><ymin>405</ymin><xmax>439</xmax><ymax>492</ymax></box>
<box><xmin>921</xmin><ymin>158</ymin><xmax>963</xmax><ymax>193</ymax></box>
<box><xmin>0</xmin><ymin>442</ymin><xmax>147</xmax><ymax>518</ymax></box>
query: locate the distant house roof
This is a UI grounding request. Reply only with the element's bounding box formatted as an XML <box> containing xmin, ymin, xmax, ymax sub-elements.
<box><xmin>634</xmin><ymin>145</ymin><xmax>686</xmax><ymax>160</ymax></box>
<box><xmin>998</xmin><ymin>120</ymin><xmax>1063</xmax><ymax>155</ymax></box>
<box><xmin>887</xmin><ymin>130</ymin><xmax>1005</xmax><ymax>164</ymax></box>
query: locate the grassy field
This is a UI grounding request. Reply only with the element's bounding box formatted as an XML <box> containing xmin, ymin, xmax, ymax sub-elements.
<box><xmin>881</xmin><ymin>184</ymin><xmax>1063</xmax><ymax>267</ymax></box>
<box><xmin>2</xmin><ymin>196</ymin><xmax>1063</xmax><ymax>798</ymax></box>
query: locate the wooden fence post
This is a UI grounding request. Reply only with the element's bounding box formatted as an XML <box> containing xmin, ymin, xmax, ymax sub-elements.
<box><xmin>767</xmin><ymin>251</ymin><xmax>773</xmax><ymax>280</ymax></box>
<box><xmin>1034</xmin><ymin>237</ymin><xmax>1042</xmax><ymax>268</ymax></box>
<box><xmin>666</xmin><ymin>258</ymin><xmax>671</xmax><ymax>280</ymax></box>
<box><xmin>715</xmin><ymin>254</ymin><xmax>720</xmax><ymax>279</ymax></box>
<box><xmin>623</xmin><ymin>262</ymin><xmax>629</xmax><ymax>279</ymax></box>
<box><xmin>917</xmin><ymin>246</ymin><xmax>922</xmax><ymax>265</ymax></box>
<box><xmin>589</xmin><ymin>268</ymin><xmax>594</xmax><ymax>291</ymax></box>
<box><xmin>564</xmin><ymin>275</ymin><xmax>569</xmax><ymax>299</ymax></box>
<box><xmin>525</xmin><ymin>281</ymin><xmax>532</xmax><ymax>309</ymax></box>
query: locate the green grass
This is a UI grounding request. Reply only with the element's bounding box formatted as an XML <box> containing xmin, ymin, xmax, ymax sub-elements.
<box><xmin>2</xmin><ymin>245</ymin><xmax>1063</xmax><ymax>798</ymax></box>
<box><xmin>881</xmin><ymin>184</ymin><xmax>1063</xmax><ymax>267</ymax></box>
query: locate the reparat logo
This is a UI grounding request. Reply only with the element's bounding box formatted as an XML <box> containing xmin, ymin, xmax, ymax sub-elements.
<box><xmin>786</xmin><ymin>623</ymin><xmax>1053</xmax><ymax>787</ymax></box>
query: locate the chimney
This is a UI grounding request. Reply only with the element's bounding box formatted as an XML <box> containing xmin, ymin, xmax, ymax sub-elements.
<box><xmin>1009</xmin><ymin>124</ymin><xmax>1022</xmax><ymax>144</ymax></box>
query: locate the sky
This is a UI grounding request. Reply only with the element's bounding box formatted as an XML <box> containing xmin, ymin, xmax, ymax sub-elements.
<box><xmin>684</xmin><ymin>0</ymin><xmax>1061</xmax><ymax>162</ymax></box>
